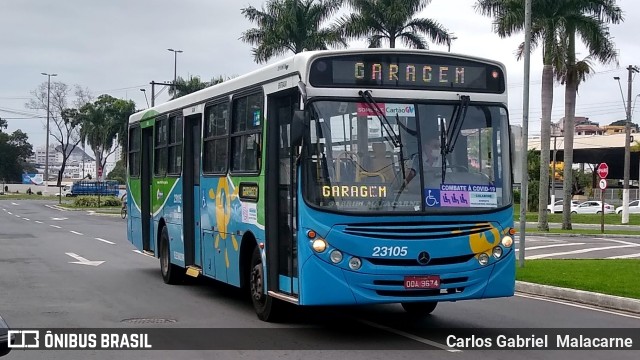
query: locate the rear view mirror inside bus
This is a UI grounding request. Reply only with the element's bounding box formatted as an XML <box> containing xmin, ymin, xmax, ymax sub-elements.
<box><xmin>291</xmin><ymin>110</ymin><xmax>306</xmax><ymax>147</ymax></box>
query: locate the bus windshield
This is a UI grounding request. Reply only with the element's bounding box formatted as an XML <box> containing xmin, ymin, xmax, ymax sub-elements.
<box><xmin>303</xmin><ymin>100</ymin><xmax>511</xmax><ymax>213</ymax></box>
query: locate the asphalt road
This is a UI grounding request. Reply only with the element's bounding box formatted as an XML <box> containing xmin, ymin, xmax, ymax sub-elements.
<box><xmin>516</xmin><ymin>234</ymin><xmax>640</xmax><ymax>259</ymax></box>
<box><xmin>1</xmin><ymin>200</ymin><xmax>638</xmax><ymax>360</ymax></box>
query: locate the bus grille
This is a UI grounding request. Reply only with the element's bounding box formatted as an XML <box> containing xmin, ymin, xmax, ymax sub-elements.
<box><xmin>367</xmin><ymin>254</ymin><xmax>474</xmax><ymax>266</ymax></box>
<box><xmin>341</xmin><ymin>222</ymin><xmax>493</xmax><ymax>240</ymax></box>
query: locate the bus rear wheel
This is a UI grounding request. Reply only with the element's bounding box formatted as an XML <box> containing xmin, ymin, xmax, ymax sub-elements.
<box><xmin>401</xmin><ymin>302</ymin><xmax>438</xmax><ymax>315</ymax></box>
<box><xmin>249</xmin><ymin>246</ymin><xmax>284</xmax><ymax>322</ymax></box>
<box><xmin>160</xmin><ymin>226</ymin><xmax>182</xmax><ymax>284</ymax></box>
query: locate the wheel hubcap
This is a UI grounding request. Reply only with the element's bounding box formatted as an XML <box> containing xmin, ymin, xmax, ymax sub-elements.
<box><xmin>250</xmin><ymin>264</ymin><xmax>264</xmax><ymax>302</ymax></box>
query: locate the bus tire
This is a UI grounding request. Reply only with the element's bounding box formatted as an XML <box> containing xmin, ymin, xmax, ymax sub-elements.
<box><xmin>401</xmin><ymin>302</ymin><xmax>437</xmax><ymax>315</ymax></box>
<box><xmin>249</xmin><ymin>246</ymin><xmax>283</xmax><ymax>322</ymax></box>
<box><xmin>160</xmin><ymin>226</ymin><xmax>182</xmax><ymax>285</ymax></box>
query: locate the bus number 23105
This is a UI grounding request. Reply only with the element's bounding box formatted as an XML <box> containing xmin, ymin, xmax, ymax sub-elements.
<box><xmin>372</xmin><ymin>246</ymin><xmax>408</xmax><ymax>257</ymax></box>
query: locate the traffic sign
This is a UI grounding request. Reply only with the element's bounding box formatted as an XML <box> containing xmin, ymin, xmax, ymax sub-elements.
<box><xmin>599</xmin><ymin>179</ymin><xmax>607</xmax><ymax>190</ymax></box>
<box><xmin>597</xmin><ymin>163</ymin><xmax>609</xmax><ymax>179</ymax></box>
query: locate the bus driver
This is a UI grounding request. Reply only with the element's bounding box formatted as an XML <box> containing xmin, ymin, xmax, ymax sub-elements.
<box><xmin>403</xmin><ymin>136</ymin><xmax>443</xmax><ymax>188</ymax></box>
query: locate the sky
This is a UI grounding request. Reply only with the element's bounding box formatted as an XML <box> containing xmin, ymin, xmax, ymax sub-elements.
<box><xmin>1</xmin><ymin>0</ymin><xmax>640</xmax><ymax>156</ymax></box>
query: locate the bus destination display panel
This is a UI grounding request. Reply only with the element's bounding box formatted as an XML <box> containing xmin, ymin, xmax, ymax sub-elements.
<box><xmin>309</xmin><ymin>54</ymin><xmax>505</xmax><ymax>93</ymax></box>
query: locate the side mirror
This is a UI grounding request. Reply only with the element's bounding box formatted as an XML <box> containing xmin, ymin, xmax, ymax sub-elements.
<box><xmin>290</xmin><ymin>110</ymin><xmax>307</xmax><ymax>147</ymax></box>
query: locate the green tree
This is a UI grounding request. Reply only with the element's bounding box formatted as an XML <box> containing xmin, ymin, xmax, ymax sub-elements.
<box><xmin>107</xmin><ymin>159</ymin><xmax>126</xmax><ymax>184</ymax></box>
<box><xmin>0</xmin><ymin>118</ymin><xmax>34</xmax><ymax>182</ymax></box>
<box><xmin>240</xmin><ymin>0</ymin><xmax>346</xmax><ymax>63</ymax></box>
<box><xmin>78</xmin><ymin>95</ymin><xmax>136</xmax><ymax>179</ymax></box>
<box><xmin>476</xmin><ymin>0</ymin><xmax>622</xmax><ymax>230</ymax></box>
<box><xmin>337</xmin><ymin>0</ymin><xmax>450</xmax><ymax>48</ymax></box>
<box><xmin>168</xmin><ymin>75</ymin><xmax>228</xmax><ymax>99</ymax></box>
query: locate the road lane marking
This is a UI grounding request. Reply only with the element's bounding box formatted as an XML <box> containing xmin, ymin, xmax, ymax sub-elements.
<box><xmin>7</xmin><ymin>211</ymin><xmax>12</xmax><ymax>215</ymax></box>
<box><xmin>22</xmin><ymin>218</ymin><xmax>30</xmax><ymax>221</ymax></box>
<box><xmin>607</xmin><ymin>252</ymin><xmax>640</xmax><ymax>259</ymax></box>
<box><xmin>51</xmin><ymin>217</ymin><xmax>68</xmax><ymax>221</ymax></box>
<box><xmin>95</xmin><ymin>237</ymin><xmax>115</xmax><ymax>245</ymax></box>
<box><xmin>515</xmin><ymin>243</ymin><xmax>585</xmax><ymax>252</ymax></box>
<box><xmin>356</xmin><ymin>319</ymin><xmax>461</xmax><ymax>352</ymax></box>
<box><xmin>14</xmin><ymin>214</ymin><xmax>20</xmax><ymax>218</ymax></box>
<box><xmin>132</xmin><ymin>250</ymin><xmax>155</xmax><ymax>258</ymax></box>
<box><xmin>49</xmin><ymin>225</ymin><xmax>61</xmax><ymax>229</ymax></box>
<box><xmin>34</xmin><ymin>220</ymin><xmax>43</xmax><ymax>224</ymax></box>
<box><xmin>593</xmin><ymin>238</ymin><xmax>640</xmax><ymax>246</ymax></box>
<box><xmin>45</xmin><ymin>204</ymin><xmax>66</xmax><ymax>211</ymax></box>
<box><xmin>70</xmin><ymin>231</ymin><xmax>84</xmax><ymax>235</ymax></box>
<box><xmin>2</xmin><ymin>208</ymin><xmax>6</xmax><ymax>211</ymax></box>
<box><xmin>515</xmin><ymin>293</ymin><xmax>640</xmax><ymax>320</ymax></box>
<box><xmin>526</xmin><ymin>244</ymin><xmax>640</xmax><ymax>259</ymax></box>
<box><xmin>11</xmin><ymin>202</ymin><xmax>19</xmax><ymax>205</ymax></box>
<box><xmin>66</xmin><ymin>252</ymin><xmax>105</xmax><ymax>266</ymax></box>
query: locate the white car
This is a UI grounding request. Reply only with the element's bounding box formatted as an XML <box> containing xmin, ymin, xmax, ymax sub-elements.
<box><xmin>546</xmin><ymin>200</ymin><xmax>580</xmax><ymax>213</ymax></box>
<box><xmin>615</xmin><ymin>200</ymin><xmax>640</xmax><ymax>214</ymax></box>
<box><xmin>570</xmin><ymin>201</ymin><xmax>615</xmax><ymax>214</ymax></box>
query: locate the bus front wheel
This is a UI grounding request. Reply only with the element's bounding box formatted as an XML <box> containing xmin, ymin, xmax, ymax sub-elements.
<box><xmin>249</xmin><ymin>246</ymin><xmax>283</xmax><ymax>322</ymax></box>
<box><xmin>401</xmin><ymin>302</ymin><xmax>438</xmax><ymax>315</ymax></box>
<box><xmin>160</xmin><ymin>226</ymin><xmax>182</xmax><ymax>285</ymax></box>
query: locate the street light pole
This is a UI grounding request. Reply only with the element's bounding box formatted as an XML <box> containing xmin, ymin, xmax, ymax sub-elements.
<box><xmin>41</xmin><ymin>72</ymin><xmax>57</xmax><ymax>193</ymax></box>
<box><xmin>447</xmin><ymin>34</ymin><xmax>457</xmax><ymax>52</ymax></box>
<box><xmin>167</xmin><ymin>48</ymin><xmax>183</xmax><ymax>90</ymax></box>
<box><xmin>140</xmin><ymin>89</ymin><xmax>149</xmax><ymax>108</ymax></box>
<box><xmin>615</xmin><ymin>67</ymin><xmax>639</xmax><ymax>224</ymax></box>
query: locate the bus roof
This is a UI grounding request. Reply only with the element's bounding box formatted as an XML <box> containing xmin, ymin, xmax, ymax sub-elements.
<box><xmin>129</xmin><ymin>48</ymin><xmax>506</xmax><ymax>124</ymax></box>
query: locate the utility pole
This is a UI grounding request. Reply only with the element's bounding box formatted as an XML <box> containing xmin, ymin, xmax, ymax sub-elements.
<box><xmin>41</xmin><ymin>72</ymin><xmax>57</xmax><ymax>193</ymax></box>
<box><xmin>622</xmin><ymin>65</ymin><xmax>639</xmax><ymax>224</ymax></box>
<box><xmin>149</xmin><ymin>81</ymin><xmax>173</xmax><ymax>107</ymax></box>
<box><xmin>518</xmin><ymin>0</ymin><xmax>532</xmax><ymax>268</ymax></box>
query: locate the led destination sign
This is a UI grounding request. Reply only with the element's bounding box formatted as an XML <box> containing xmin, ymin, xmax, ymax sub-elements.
<box><xmin>309</xmin><ymin>54</ymin><xmax>505</xmax><ymax>93</ymax></box>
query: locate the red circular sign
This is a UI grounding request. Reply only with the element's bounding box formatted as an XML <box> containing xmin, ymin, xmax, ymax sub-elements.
<box><xmin>597</xmin><ymin>163</ymin><xmax>609</xmax><ymax>179</ymax></box>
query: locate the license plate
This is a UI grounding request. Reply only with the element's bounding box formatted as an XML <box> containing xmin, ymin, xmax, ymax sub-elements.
<box><xmin>404</xmin><ymin>276</ymin><xmax>441</xmax><ymax>289</ymax></box>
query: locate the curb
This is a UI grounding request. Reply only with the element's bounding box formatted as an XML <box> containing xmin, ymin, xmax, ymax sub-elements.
<box><xmin>516</xmin><ymin>281</ymin><xmax>640</xmax><ymax>314</ymax></box>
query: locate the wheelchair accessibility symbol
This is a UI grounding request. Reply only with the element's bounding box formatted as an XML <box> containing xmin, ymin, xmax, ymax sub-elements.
<box><xmin>425</xmin><ymin>189</ymin><xmax>440</xmax><ymax>207</ymax></box>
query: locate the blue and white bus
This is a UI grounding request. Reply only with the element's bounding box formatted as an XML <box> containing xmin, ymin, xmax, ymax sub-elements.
<box><xmin>127</xmin><ymin>48</ymin><xmax>515</xmax><ymax>321</ymax></box>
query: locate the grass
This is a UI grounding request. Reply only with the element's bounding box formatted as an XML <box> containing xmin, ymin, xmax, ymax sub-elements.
<box><xmin>516</xmin><ymin>259</ymin><xmax>640</xmax><ymax>299</ymax></box>
<box><xmin>527</xmin><ymin>228</ymin><xmax>640</xmax><ymax>236</ymax></box>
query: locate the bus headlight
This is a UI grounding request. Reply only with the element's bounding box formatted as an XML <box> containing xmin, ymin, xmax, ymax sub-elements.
<box><xmin>492</xmin><ymin>246</ymin><xmax>503</xmax><ymax>259</ymax></box>
<box><xmin>501</xmin><ymin>236</ymin><xmax>513</xmax><ymax>248</ymax></box>
<box><xmin>348</xmin><ymin>257</ymin><xmax>362</xmax><ymax>270</ymax></box>
<box><xmin>330</xmin><ymin>250</ymin><xmax>343</xmax><ymax>263</ymax></box>
<box><xmin>478</xmin><ymin>253</ymin><xmax>490</xmax><ymax>266</ymax></box>
<box><xmin>312</xmin><ymin>238</ymin><xmax>327</xmax><ymax>253</ymax></box>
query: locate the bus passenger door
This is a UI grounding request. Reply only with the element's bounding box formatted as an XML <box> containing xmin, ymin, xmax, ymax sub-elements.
<box><xmin>183</xmin><ymin>114</ymin><xmax>203</xmax><ymax>268</ymax></box>
<box><xmin>141</xmin><ymin>127</ymin><xmax>153</xmax><ymax>252</ymax></box>
<box><xmin>266</xmin><ymin>90</ymin><xmax>299</xmax><ymax>298</ymax></box>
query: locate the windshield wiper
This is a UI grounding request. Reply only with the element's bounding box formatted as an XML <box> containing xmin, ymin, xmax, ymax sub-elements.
<box><xmin>358</xmin><ymin>90</ymin><xmax>401</xmax><ymax>147</ymax></box>
<box><xmin>358</xmin><ymin>90</ymin><xmax>407</xmax><ymax>186</ymax></box>
<box><xmin>440</xmin><ymin>95</ymin><xmax>470</xmax><ymax>184</ymax></box>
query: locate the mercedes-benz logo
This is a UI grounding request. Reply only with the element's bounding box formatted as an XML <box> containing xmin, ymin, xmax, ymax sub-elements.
<box><xmin>417</xmin><ymin>251</ymin><xmax>431</xmax><ymax>265</ymax></box>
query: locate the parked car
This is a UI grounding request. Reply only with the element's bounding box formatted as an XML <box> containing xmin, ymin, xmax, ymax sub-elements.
<box><xmin>0</xmin><ymin>314</ymin><xmax>12</xmax><ymax>357</ymax></box>
<box><xmin>546</xmin><ymin>200</ymin><xmax>580</xmax><ymax>213</ymax></box>
<box><xmin>615</xmin><ymin>200</ymin><xmax>640</xmax><ymax>214</ymax></box>
<box><xmin>571</xmin><ymin>201</ymin><xmax>615</xmax><ymax>214</ymax></box>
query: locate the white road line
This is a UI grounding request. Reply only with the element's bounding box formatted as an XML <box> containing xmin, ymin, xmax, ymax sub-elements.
<box><xmin>593</xmin><ymin>238</ymin><xmax>640</xmax><ymax>246</ymax></box>
<box><xmin>70</xmin><ymin>231</ymin><xmax>83</xmax><ymax>236</ymax></box>
<box><xmin>45</xmin><ymin>204</ymin><xmax>66</xmax><ymax>211</ymax></box>
<box><xmin>357</xmin><ymin>319</ymin><xmax>461</xmax><ymax>352</ymax></box>
<box><xmin>526</xmin><ymin>244</ymin><xmax>640</xmax><ymax>259</ymax></box>
<box><xmin>22</xmin><ymin>218</ymin><xmax>30</xmax><ymax>221</ymax></box>
<box><xmin>49</xmin><ymin>225</ymin><xmax>61</xmax><ymax>229</ymax></box>
<box><xmin>516</xmin><ymin>293</ymin><xmax>640</xmax><ymax>320</ymax></box>
<box><xmin>7</xmin><ymin>211</ymin><xmax>12</xmax><ymax>215</ymax></box>
<box><xmin>34</xmin><ymin>220</ymin><xmax>43</xmax><ymax>224</ymax></box>
<box><xmin>132</xmin><ymin>250</ymin><xmax>155</xmax><ymax>258</ymax></box>
<box><xmin>606</xmin><ymin>252</ymin><xmax>640</xmax><ymax>259</ymax></box>
<box><xmin>14</xmin><ymin>214</ymin><xmax>20</xmax><ymax>218</ymax></box>
<box><xmin>515</xmin><ymin>243</ymin><xmax>585</xmax><ymax>252</ymax></box>
<box><xmin>95</xmin><ymin>237</ymin><xmax>115</xmax><ymax>245</ymax></box>
<box><xmin>2</xmin><ymin>208</ymin><xmax>6</xmax><ymax>211</ymax></box>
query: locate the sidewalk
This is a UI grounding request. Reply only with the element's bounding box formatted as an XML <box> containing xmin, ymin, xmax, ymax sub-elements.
<box><xmin>516</xmin><ymin>281</ymin><xmax>640</xmax><ymax>315</ymax></box>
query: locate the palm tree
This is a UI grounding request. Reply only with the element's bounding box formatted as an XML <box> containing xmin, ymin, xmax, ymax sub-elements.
<box><xmin>476</xmin><ymin>0</ymin><xmax>622</xmax><ymax>230</ymax></box>
<box><xmin>168</xmin><ymin>76</ymin><xmax>210</xmax><ymax>99</ymax></box>
<box><xmin>337</xmin><ymin>0</ymin><xmax>450</xmax><ymax>48</ymax></box>
<box><xmin>477</xmin><ymin>0</ymin><xmax>565</xmax><ymax>231</ymax></box>
<box><xmin>240</xmin><ymin>0</ymin><xmax>346</xmax><ymax>63</ymax></box>
<box><xmin>557</xmin><ymin>1</ymin><xmax>621</xmax><ymax>230</ymax></box>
